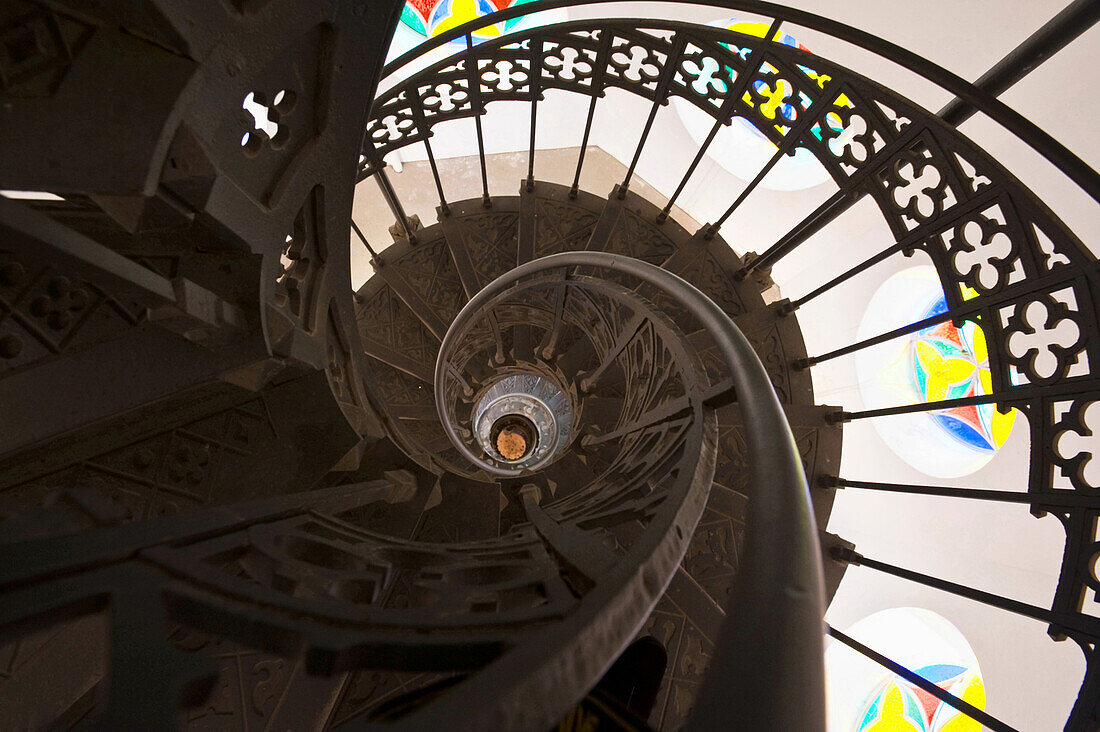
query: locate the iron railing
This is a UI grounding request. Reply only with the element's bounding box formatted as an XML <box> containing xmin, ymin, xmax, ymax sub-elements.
<box><xmin>356</xmin><ymin>3</ymin><xmax>1100</xmax><ymax>729</ymax></box>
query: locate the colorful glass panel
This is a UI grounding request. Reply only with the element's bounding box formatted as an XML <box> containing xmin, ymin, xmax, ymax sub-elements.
<box><xmin>855</xmin><ymin>665</ymin><xmax>985</xmax><ymax>732</ymax></box>
<box><xmin>909</xmin><ymin>294</ymin><xmax>1016</xmax><ymax>453</ymax></box>
<box><xmin>855</xmin><ymin>267</ymin><xmax>1018</xmax><ymax>478</ymax></box>
<box><xmin>400</xmin><ymin>0</ymin><xmax>535</xmax><ymax>40</ymax></box>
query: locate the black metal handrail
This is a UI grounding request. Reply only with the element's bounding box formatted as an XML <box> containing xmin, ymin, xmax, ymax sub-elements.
<box><xmin>435</xmin><ymin>251</ymin><xmax>826</xmax><ymax>728</ymax></box>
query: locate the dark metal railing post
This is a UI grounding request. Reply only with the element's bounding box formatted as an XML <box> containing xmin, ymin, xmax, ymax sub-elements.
<box><xmin>619</xmin><ymin>36</ymin><xmax>687</xmax><ymax>198</ymax></box>
<box><xmin>658</xmin><ymin>18</ymin><xmax>784</xmax><ymax>224</ymax></box>
<box><xmin>409</xmin><ymin>92</ymin><xmax>451</xmax><ymax>216</ymax></box>
<box><xmin>827</xmin><ymin>626</ymin><xmax>1017</xmax><ymax>732</ymax></box>
<box><xmin>465</xmin><ymin>33</ymin><xmax>492</xmax><ymax>208</ymax></box>
<box><xmin>527</xmin><ymin>37</ymin><xmax>542</xmax><ymax>192</ymax></box>
<box><xmin>351</xmin><ymin>219</ymin><xmax>384</xmax><ymax>268</ymax></box>
<box><xmin>827</xmin><ymin>477</ymin><xmax>1100</xmax><ymax>509</ymax></box>
<box><xmin>706</xmin><ymin>88</ymin><xmax>837</xmax><ymax>242</ymax></box>
<box><xmin>831</xmin><ymin>547</ymin><xmax>1100</xmax><ymax>639</ymax></box>
<box><xmin>366</xmin><ymin>147</ymin><xmax>418</xmax><ymax>244</ymax></box>
<box><xmin>570</xmin><ymin>30</ymin><xmax>614</xmax><ymax>199</ymax></box>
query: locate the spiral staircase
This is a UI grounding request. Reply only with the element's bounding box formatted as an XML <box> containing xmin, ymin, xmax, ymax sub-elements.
<box><xmin>0</xmin><ymin>1</ymin><xmax>1098</xmax><ymax>730</ymax></box>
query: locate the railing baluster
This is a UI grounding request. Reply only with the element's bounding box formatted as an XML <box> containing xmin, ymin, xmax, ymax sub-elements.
<box><xmin>656</xmin><ymin>107</ymin><xmax>727</xmax><ymax>224</ymax></box>
<box><xmin>796</xmin><ymin>307</ymin><xmax>964</xmax><ymax>370</ymax></box>
<box><xmin>750</xmin><ymin>188</ymin><xmax>856</xmax><ymax>270</ymax></box>
<box><xmin>350</xmin><ymin>219</ymin><xmax>383</xmax><ymax>268</ymax></box>
<box><xmin>582</xmin><ymin>395</ymin><xmax>691</xmax><ymax>447</ymax></box>
<box><xmin>527</xmin><ymin>37</ymin><xmax>542</xmax><ymax>192</ymax></box>
<box><xmin>827</xmin><ymin>626</ymin><xmax>1018</xmax><ymax>732</ymax></box>
<box><xmin>578</xmin><ymin>312</ymin><xmax>646</xmax><ymax>392</ymax></box>
<box><xmin>619</xmin><ymin>36</ymin><xmax>687</xmax><ymax>198</ymax></box>
<box><xmin>424</xmin><ymin>137</ymin><xmax>450</xmax><ymax>216</ymax></box>
<box><xmin>745</xmin><ymin>122</ymin><xmax>923</xmax><ymax>272</ymax></box>
<box><xmin>831</xmin><ymin>547</ymin><xmax>1100</xmax><ymax>638</ymax></box>
<box><xmin>571</xmin><ymin>96</ymin><xmax>598</xmax><ymax>200</ymax></box>
<box><xmin>706</xmin><ymin>91</ymin><xmax>835</xmax><ymax>242</ymax></box>
<box><xmin>571</xmin><ymin>29</ymin><xmax>614</xmax><ymax>199</ymax></box>
<box><xmin>829</xmin><ymin>392</ymin><xmax>1004</xmax><ymax>423</ymax></box>
<box><xmin>658</xmin><ymin>19</ymin><xmax>785</xmax><ymax>224</ymax></box>
<box><xmin>466</xmin><ymin>33</ymin><xmax>491</xmax><ymax>208</ymax></box>
<box><xmin>784</xmin><ymin>186</ymin><xmax>1003</xmax><ymax>312</ymax></box>
<box><xmin>795</xmin><ymin>256</ymin><xmax>1097</xmax><ymax>371</ymax></box>
<box><xmin>825</xmin><ymin>477</ymin><xmax>1100</xmax><ymax>509</ymax></box>
<box><xmin>408</xmin><ymin>86</ymin><xmax>450</xmax><ymax>216</ymax></box>
<box><xmin>365</xmin><ymin>148</ymin><xmax>417</xmax><ymax>245</ymax></box>
<box><xmin>539</xmin><ymin>275</ymin><xmax>570</xmax><ymax>360</ymax></box>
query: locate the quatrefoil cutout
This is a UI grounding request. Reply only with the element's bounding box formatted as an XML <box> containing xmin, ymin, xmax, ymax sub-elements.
<box><xmin>750</xmin><ymin>77</ymin><xmax>795</xmax><ymax>122</ymax></box>
<box><xmin>1005</xmin><ymin>297</ymin><xmax>1082</xmax><ymax>382</ymax></box>
<box><xmin>372</xmin><ymin>113</ymin><xmax>415</xmax><ymax>143</ymax></box>
<box><xmin>612</xmin><ymin>45</ymin><xmax>660</xmax><ymax>82</ymax></box>
<box><xmin>423</xmin><ymin>81</ymin><xmax>469</xmax><ymax>113</ymax></box>
<box><xmin>544</xmin><ymin>46</ymin><xmax>593</xmax><ymax>82</ymax></box>
<box><xmin>481</xmin><ymin>59</ymin><xmax>528</xmax><ymax>92</ymax></box>
<box><xmin>889</xmin><ymin>159</ymin><xmax>944</xmax><ymax>220</ymax></box>
<box><xmin>1055</xmin><ymin>401</ymin><xmax>1100</xmax><ymax>490</ymax></box>
<box><xmin>240</xmin><ymin>89</ymin><xmax>296</xmax><ymax>157</ymax></box>
<box><xmin>950</xmin><ymin>217</ymin><xmax>1015</xmax><ymax>293</ymax></box>
<box><xmin>680</xmin><ymin>55</ymin><xmax>726</xmax><ymax>97</ymax></box>
<box><xmin>824</xmin><ymin>110</ymin><xmax>870</xmax><ymax>163</ymax></box>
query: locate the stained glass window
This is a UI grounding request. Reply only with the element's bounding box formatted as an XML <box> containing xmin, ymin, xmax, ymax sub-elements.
<box><xmin>400</xmin><ymin>0</ymin><xmax>536</xmax><ymax>41</ymax></box>
<box><xmin>910</xmin><ymin>295</ymin><xmax>1015</xmax><ymax>453</ymax></box>
<box><xmin>855</xmin><ymin>266</ymin><xmax>1017</xmax><ymax>477</ymax></box>
<box><xmin>856</xmin><ymin>667</ymin><xmax>985</xmax><ymax>732</ymax></box>
<box><xmin>826</xmin><ymin>608</ymin><xmax>986</xmax><ymax>732</ymax></box>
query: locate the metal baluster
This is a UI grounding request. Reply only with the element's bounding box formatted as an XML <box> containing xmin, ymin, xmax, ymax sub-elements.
<box><xmin>570</xmin><ymin>96</ymin><xmax>599</xmax><ymax>200</ymax></box>
<box><xmin>366</xmin><ymin>147</ymin><xmax>417</xmax><ymax>244</ymax></box>
<box><xmin>793</xmin><ymin>259</ymin><xmax>1093</xmax><ymax>370</ymax></box>
<box><xmin>424</xmin><ymin>137</ymin><xmax>450</xmax><ymax>216</ymax></box>
<box><xmin>351</xmin><ymin>219</ymin><xmax>383</xmax><ymax>268</ymax></box>
<box><xmin>781</xmin><ymin>186</ymin><xmax>1002</xmax><ymax>314</ymax></box>
<box><xmin>409</xmin><ymin>95</ymin><xmax>450</xmax><ymax>216</ymax></box>
<box><xmin>707</xmin><ymin>90</ymin><xmax>838</xmax><ymax>243</ymax></box>
<box><xmin>740</xmin><ymin>120</ymin><xmax>922</xmax><ymax>273</ymax></box>
<box><xmin>466</xmin><ymin>33</ymin><xmax>491</xmax><ymax>207</ymax></box>
<box><xmin>658</xmin><ymin>19</ymin><xmax>784</xmax><ymax>224</ymax></box>
<box><xmin>527</xmin><ymin>37</ymin><xmax>542</xmax><ymax>192</ymax></box>
<box><xmin>619</xmin><ymin>36</ymin><xmax>688</xmax><ymax>198</ymax></box>
<box><xmin>578</xmin><ymin>312</ymin><xmax>646</xmax><ymax>393</ymax></box>
<box><xmin>827</xmin><ymin>391</ymin><xmax>1016</xmax><ymax>424</ymax></box>
<box><xmin>824</xmin><ymin>477</ymin><xmax>1100</xmax><ymax>509</ymax></box>
<box><xmin>571</xmin><ymin>30</ymin><xmax>614</xmax><ymax>199</ymax></box>
<box><xmin>831</xmin><ymin>547</ymin><xmax>1100</xmax><ymax>639</ymax></box>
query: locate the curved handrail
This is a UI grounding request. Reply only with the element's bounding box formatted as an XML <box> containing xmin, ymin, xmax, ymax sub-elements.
<box><xmin>380</xmin><ymin>0</ymin><xmax>1100</xmax><ymax>204</ymax></box>
<box><xmin>434</xmin><ymin>251</ymin><xmax>826</xmax><ymax>727</ymax></box>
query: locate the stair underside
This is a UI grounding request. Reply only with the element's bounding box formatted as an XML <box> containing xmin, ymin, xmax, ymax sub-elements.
<box><xmin>346</xmin><ymin>179</ymin><xmax>845</xmax><ymax>729</ymax></box>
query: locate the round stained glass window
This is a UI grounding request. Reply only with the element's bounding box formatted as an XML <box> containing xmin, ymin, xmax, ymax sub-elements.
<box><xmin>855</xmin><ymin>266</ymin><xmax>1017</xmax><ymax>478</ymax></box>
<box><xmin>826</xmin><ymin>608</ymin><xmax>986</xmax><ymax>732</ymax></box>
